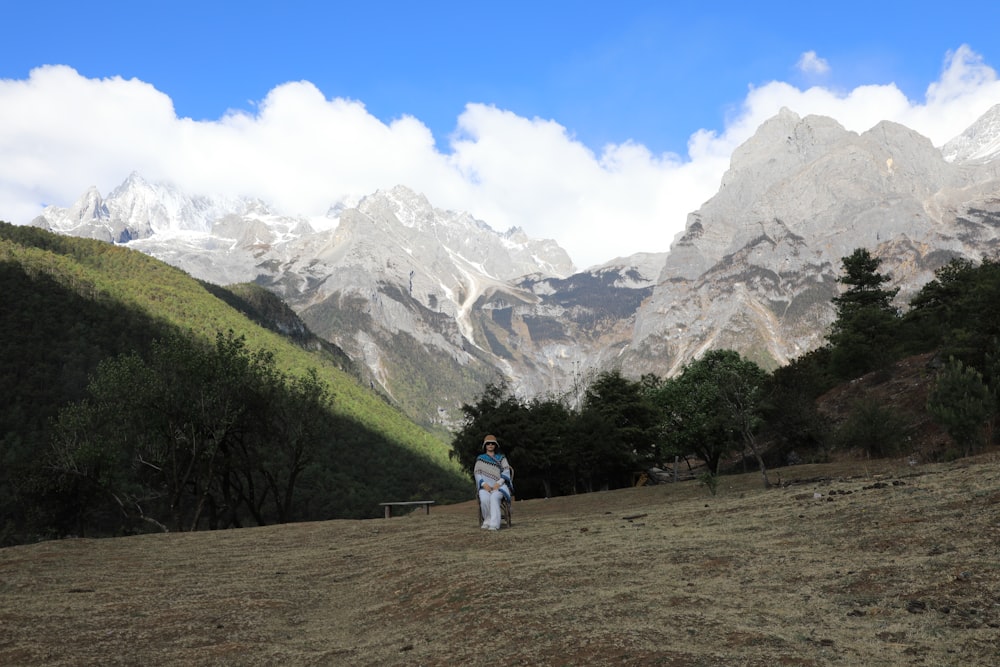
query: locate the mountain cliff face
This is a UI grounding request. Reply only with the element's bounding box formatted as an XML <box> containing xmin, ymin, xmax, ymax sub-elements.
<box><xmin>623</xmin><ymin>106</ymin><xmax>1000</xmax><ymax>376</ymax></box>
<box><xmin>941</xmin><ymin>103</ymin><xmax>1000</xmax><ymax>163</ymax></box>
<box><xmin>31</xmin><ymin>104</ymin><xmax>1000</xmax><ymax>429</ymax></box>
<box><xmin>247</xmin><ymin>187</ymin><xmax>658</xmax><ymax>426</ymax></box>
<box><xmin>34</xmin><ymin>177</ymin><xmax>657</xmax><ymax>429</ymax></box>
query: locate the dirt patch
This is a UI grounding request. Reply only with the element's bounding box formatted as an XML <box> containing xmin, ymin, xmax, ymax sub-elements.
<box><xmin>2</xmin><ymin>454</ymin><xmax>999</xmax><ymax>666</ymax></box>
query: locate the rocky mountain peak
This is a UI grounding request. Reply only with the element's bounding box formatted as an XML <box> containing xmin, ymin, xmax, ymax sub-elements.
<box><xmin>661</xmin><ymin>108</ymin><xmax>971</xmax><ymax>283</ymax></box>
<box><xmin>723</xmin><ymin>109</ymin><xmax>848</xmax><ymax>187</ymax></box>
<box><xmin>34</xmin><ymin>173</ymin><xmax>269</xmax><ymax>243</ymax></box>
<box><xmin>941</xmin><ymin>103</ymin><xmax>1000</xmax><ymax>163</ymax></box>
<box><xmin>66</xmin><ymin>186</ymin><xmax>109</xmax><ymax>223</ymax></box>
<box><xmin>630</xmin><ymin>104</ymin><xmax>1000</xmax><ymax>380</ymax></box>
<box><xmin>357</xmin><ymin>185</ymin><xmax>436</xmax><ymax>231</ymax></box>
<box><xmin>26</xmin><ymin>103</ymin><xmax>1000</xmax><ymax>432</ymax></box>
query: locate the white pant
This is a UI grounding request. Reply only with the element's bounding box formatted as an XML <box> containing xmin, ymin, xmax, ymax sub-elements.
<box><xmin>479</xmin><ymin>488</ymin><xmax>504</xmax><ymax>529</ymax></box>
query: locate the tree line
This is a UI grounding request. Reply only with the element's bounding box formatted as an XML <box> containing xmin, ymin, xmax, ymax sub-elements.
<box><xmin>451</xmin><ymin>249</ymin><xmax>1000</xmax><ymax>500</ymax></box>
<box><xmin>5</xmin><ymin>226</ymin><xmax>1000</xmax><ymax>542</ymax></box>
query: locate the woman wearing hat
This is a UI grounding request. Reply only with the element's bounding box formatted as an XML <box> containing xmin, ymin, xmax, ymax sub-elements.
<box><xmin>474</xmin><ymin>435</ymin><xmax>512</xmax><ymax>530</ymax></box>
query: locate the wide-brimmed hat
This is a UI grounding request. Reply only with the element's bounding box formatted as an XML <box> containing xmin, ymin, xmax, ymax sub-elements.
<box><xmin>482</xmin><ymin>434</ymin><xmax>499</xmax><ymax>450</ymax></box>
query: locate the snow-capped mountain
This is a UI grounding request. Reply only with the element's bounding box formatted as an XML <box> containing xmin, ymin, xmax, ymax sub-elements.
<box><xmin>33</xmin><ymin>172</ymin><xmax>268</xmax><ymax>243</ymax></box>
<box><xmin>941</xmin><ymin>103</ymin><xmax>1000</xmax><ymax>163</ymax></box>
<box><xmin>28</xmin><ymin>103</ymin><xmax>1000</xmax><ymax>430</ymax></box>
<box><xmin>32</xmin><ymin>177</ymin><xmax>615</xmax><ymax>427</ymax></box>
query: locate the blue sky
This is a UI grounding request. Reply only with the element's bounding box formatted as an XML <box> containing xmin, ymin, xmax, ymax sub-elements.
<box><xmin>3</xmin><ymin>1</ymin><xmax>1000</xmax><ymax>267</ymax></box>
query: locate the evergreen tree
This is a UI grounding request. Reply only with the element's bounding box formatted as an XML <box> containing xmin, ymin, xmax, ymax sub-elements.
<box><xmin>835</xmin><ymin>396</ymin><xmax>907</xmax><ymax>458</ymax></box>
<box><xmin>760</xmin><ymin>348</ymin><xmax>835</xmax><ymax>464</ymax></box>
<box><xmin>577</xmin><ymin>370</ymin><xmax>659</xmax><ymax>489</ymax></box>
<box><xmin>827</xmin><ymin>248</ymin><xmax>900</xmax><ymax>379</ymax></box>
<box><xmin>927</xmin><ymin>357</ymin><xmax>995</xmax><ymax>457</ymax></box>
<box><xmin>905</xmin><ymin>256</ymin><xmax>1000</xmax><ymax>367</ymax></box>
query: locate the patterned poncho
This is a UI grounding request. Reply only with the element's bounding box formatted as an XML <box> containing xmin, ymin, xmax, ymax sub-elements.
<box><xmin>474</xmin><ymin>453</ymin><xmax>513</xmax><ymax>501</ymax></box>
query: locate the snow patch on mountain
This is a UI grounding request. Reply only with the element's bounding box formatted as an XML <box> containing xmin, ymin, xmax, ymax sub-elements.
<box><xmin>941</xmin><ymin>103</ymin><xmax>1000</xmax><ymax>163</ymax></box>
<box><xmin>26</xmin><ymin>102</ymin><xmax>1000</xmax><ymax>430</ymax></box>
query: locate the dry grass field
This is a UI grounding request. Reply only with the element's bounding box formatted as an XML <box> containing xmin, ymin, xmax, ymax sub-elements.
<box><xmin>1</xmin><ymin>454</ymin><xmax>998</xmax><ymax>666</ymax></box>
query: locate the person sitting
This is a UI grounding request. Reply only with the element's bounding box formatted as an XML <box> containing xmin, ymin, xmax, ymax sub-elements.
<box><xmin>474</xmin><ymin>434</ymin><xmax>512</xmax><ymax>531</ymax></box>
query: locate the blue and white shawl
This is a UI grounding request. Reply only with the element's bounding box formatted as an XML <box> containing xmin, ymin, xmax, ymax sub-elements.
<box><xmin>474</xmin><ymin>453</ymin><xmax>512</xmax><ymax>501</ymax></box>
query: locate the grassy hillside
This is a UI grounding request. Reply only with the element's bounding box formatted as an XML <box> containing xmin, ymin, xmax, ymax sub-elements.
<box><xmin>1</xmin><ymin>454</ymin><xmax>996</xmax><ymax>666</ymax></box>
<box><xmin>0</xmin><ymin>222</ymin><xmax>470</xmax><ymax>536</ymax></box>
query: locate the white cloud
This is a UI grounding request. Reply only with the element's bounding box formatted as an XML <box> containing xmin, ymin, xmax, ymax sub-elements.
<box><xmin>712</xmin><ymin>45</ymin><xmax>1000</xmax><ymax>157</ymax></box>
<box><xmin>1</xmin><ymin>46</ymin><xmax>999</xmax><ymax>269</ymax></box>
<box><xmin>796</xmin><ymin>50</ymin><xmax>830</xmax><ymax>76</ymax></box>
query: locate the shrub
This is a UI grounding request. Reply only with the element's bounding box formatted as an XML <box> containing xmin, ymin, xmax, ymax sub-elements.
<box><xmin>834</xmin><ymin>397</ymin><xmax>907</xmax><ymax>458</ymax></box>
<box><xmin>927</xmin><ymin>357</ymin><xmax>995</xmax><ymax>457</ymax></box>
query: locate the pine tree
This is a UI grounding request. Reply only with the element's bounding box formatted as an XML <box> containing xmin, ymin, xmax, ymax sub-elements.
<box><xmin>827</xmin><ymin>248</ymin><xmax>900</xmax><ymax>379</ymax></box>
<box><xmin>927</xmin><ymin>357</ymin><xmax>995</xmax><ymax>457</ymax></box>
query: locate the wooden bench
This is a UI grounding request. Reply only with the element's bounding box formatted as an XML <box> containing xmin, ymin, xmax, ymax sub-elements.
<box><xmin>379</xmin><ymin>500</ymin><xmax>435</xmax><ymax>518</ymax></box>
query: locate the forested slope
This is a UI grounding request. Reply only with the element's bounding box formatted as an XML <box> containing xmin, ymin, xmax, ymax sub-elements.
<box><xmin>0</xmin><ymin>222</ymin><xmax>469</xmax><ymax>544</ymax></box>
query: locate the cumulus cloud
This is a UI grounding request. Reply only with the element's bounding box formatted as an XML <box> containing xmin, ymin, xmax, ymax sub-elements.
<box><xmin>711</xmin><ymin>45</ymin><xmax>1000</xmax><ymax>157</ymax></box>
<box><xmin>1</xmin><ymin>46</ymin><xmax>999</xmax><ymax>269</ymax></box>
<box><xmin>796</xmin><ymin>50</ymin><xmax>830</xmax><ymax>75</ymax></box>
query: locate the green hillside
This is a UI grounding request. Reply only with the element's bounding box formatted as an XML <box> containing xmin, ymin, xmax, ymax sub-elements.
<box><xmin>0</xmin><ymin>222</ymin><xmax>470</xmax><ymax>544</ymax></box>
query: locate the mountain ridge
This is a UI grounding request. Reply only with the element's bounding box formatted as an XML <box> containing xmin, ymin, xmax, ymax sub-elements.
<box><xmin>27</xmin><ymin>103</ymin><xmax>1000</xmax><ymax>427</ymax></box>
<box><xmin>630</xmin><ymin>106</ymin><xmax>1000</xmax><ymax>376</ymax></box>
